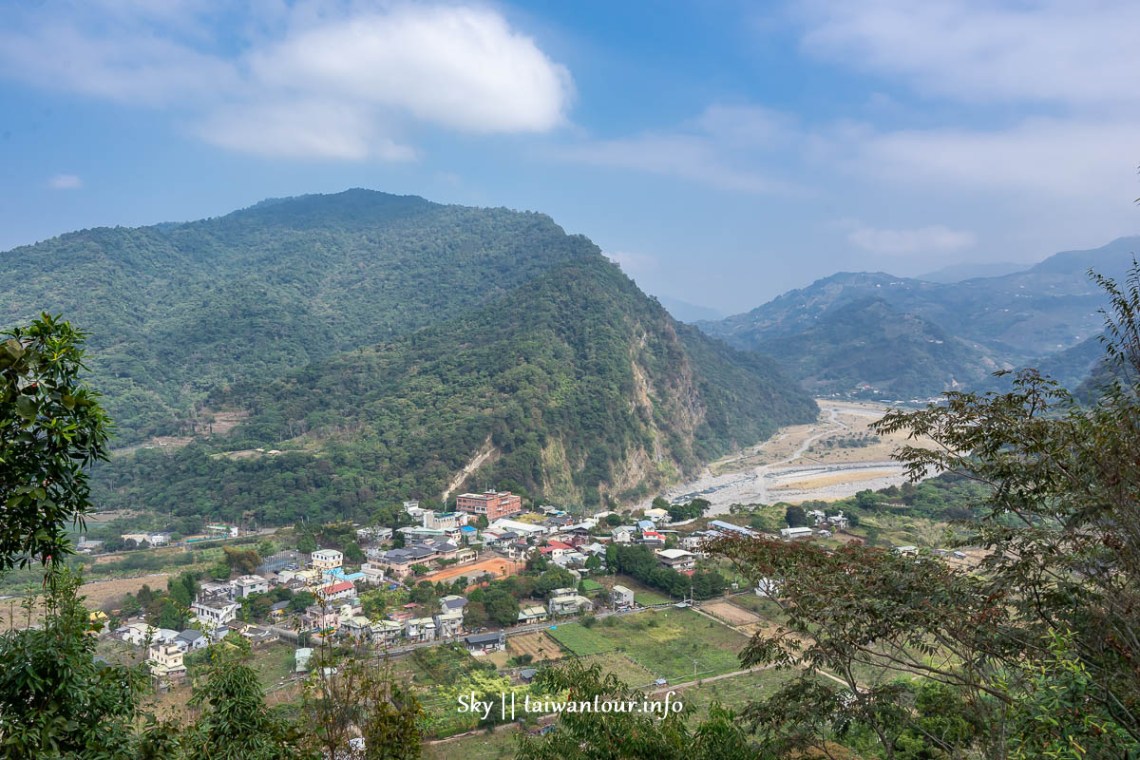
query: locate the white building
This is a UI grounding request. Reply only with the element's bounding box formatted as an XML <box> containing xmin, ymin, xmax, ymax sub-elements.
<box><xmin>360</xmin><ymin>562</ymin><xmax>386</xmax><ymax>585</ymax></box>
<box><xmin>310</xmin><ymin>549</ymin><xmax>344</xmax><ymax>572</ymax></box>
<box><xmin>655</xmin><ymin>548</ymin><xmax>696</xmax><ymax>571</ymax></box>
<box><xmin>611</xmin><ymin>585</ymin><xmax>635</xmax><ymax>608</ymax></box>
<box><xmin>779</xmin><ymin>527</ymin><xmax>814</xmax><ymax>541</ymax></box>
<box><xmin>191</xmin><ymin>595</ymin><xmax>240</xmax><ymax>630</ymax></box>
<box><xmin>233</xmin><ymin>574</ymin><xmax>269</xmax><ymax>598</ymax></box>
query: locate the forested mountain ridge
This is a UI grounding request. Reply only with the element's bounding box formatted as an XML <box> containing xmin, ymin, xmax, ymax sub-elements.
<box><xmin>94</xmin><ymin>255</ymin><xmax>816</xmax><ymax>520</ymax></box>
<box><xmin>0</xmin><ymin>190</ymin><xmax>596</xmax><ymax>444</ymax></box>
<box><xmin>701</xmin><ymin>236</ymin><xmax>1140</xmax><ymax>398</ymax></box>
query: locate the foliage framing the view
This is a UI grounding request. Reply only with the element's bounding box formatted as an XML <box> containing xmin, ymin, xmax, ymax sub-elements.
<box><xmin>711</xmin><ymin>263</ymin><xmax>1140</xmax><ymax>758</ymax></box>
<box><xmin>0</xmin><ymin>314</ymin><xmax>109</xmax><ymax>568</ymax></box>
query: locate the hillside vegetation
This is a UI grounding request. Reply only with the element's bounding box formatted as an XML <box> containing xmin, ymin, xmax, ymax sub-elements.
<box><xmin>95</xmin><ymin>256</ymin><xmax>816</xmax><ymax>520</ymax></box>
<box><xmin>0</xmin><ymin>189</ymin><xmax>817</xmax><ymax>520</ymax></box>
<box><xmin>0</xmin><ymin>190</ymin><xmax>596</xmax><ymax>443</ymax></box>
<box><xmin>702</xmin><ymin>237</ymin><xmax>1140</xmax><ymax>398</ymax></box>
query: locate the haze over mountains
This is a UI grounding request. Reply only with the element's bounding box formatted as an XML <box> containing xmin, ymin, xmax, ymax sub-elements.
<box><xmin>699</xmin><ymin>236</ymin><xmax>1140</xmax><ymax>399</ymax></box>
<box><xmin>0</xmin><ymin>189</ymin><xmax>815</xmax><ymax>519</ymax></box>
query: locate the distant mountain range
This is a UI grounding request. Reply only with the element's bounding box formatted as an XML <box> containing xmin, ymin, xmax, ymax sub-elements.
<box><xmin>0</xmin><ymin>190</ymin><xmax>815</xmax><ymax>520</ymax></box>
<box><xmin>699</xmin><ymin>237</ymin><xmax>1140</xmax><ymax>399</ymax></box>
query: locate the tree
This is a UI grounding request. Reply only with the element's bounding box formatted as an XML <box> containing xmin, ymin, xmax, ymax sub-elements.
<box><xmin>344</xmin><ymin>541</ymin><xmax>366</xmax><ymax>564</ymax></box>
<box><xmin>302</xmin><ymin>647</ymin><xmax>423</xmax><ymax>760</ymax></box>
<box><xmin>484</xmin><ymin>588</ymin><xmax>519</xmax><ymax>627</ymax></box>
<box><xmin>223</xmin><ymin>545</ymin><xmax>262</xmax><ymax>575</ymax></box>
<box><xmin>712</xmin><ymin>263</ymin><xmax>1140</xmax><ymax>757</ymax></box>
<box><xmin>516</xmin><ymin>659</ymin><xmax>753</xmax><ymax>760</ymax></box>
<box><xmin>783</xmin><ymin>504</ymin><xmax>808</xmax><ymax>528</ymax></box>
<box><xmin>0</xmin><ymin>568</ymin><xmax>146</xmax><ymax>758</ymax></box>
<box><xmin>296</xmin><ymin>532</ymin><xmax>318</xmax><ymax>554</ymax></box>
<box><xmin>534</xmin><ymin>566</ymin><xmax>576</xmax><ymax>598</ymax></box>
<box><xmin>0</xmin><ymin>315</ymin><xmax>110</xmax><ymax>568</ymax></box>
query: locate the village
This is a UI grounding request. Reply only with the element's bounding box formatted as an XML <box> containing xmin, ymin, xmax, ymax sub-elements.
<box><xmin>92</xmin><ymin>489</ymin><xmax>860</xmax><ymax>692</ymax></box>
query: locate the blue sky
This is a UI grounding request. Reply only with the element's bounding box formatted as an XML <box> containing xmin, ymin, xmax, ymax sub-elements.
<box><xmin>2</xmin><ymin>0</ymin><xmax>1139</xmax><ymax>314</ymax></box>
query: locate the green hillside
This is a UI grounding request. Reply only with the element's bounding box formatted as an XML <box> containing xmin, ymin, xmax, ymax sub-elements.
<box><xmin>750</xmin><ymin>297</ymin><xmax>1005</xmax><ymax>398</ymax></box>
<box><xmin>0</xmin><ymin>190</ymin><xmax>593</xmax><ymax>444</ymax></box>
<box><xmin>701</xmin><ymin>237</ymin><xmax>1140</xmax><ymax>398</ymax></box>
<box><xmin>94</xmin><ymin>256</ymin><xmax>815</xmax><ymax>521</ymax></box>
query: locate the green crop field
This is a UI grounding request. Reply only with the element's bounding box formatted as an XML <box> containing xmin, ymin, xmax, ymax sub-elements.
<box><xmin>633</xmin><ymin>589</ymin><xmax>673</xmax><ymax>606</ymax></box>
<box><xmin>676</xmin><ymin>668</ymin><xmax>804</xmax><ymax>720</ymax></box>
<box><xmin>546</xmin><ymin>623</ymin><xmax>617</xmax><ymax>656</ymax></box>
<box><xmin>545</xmin><ymin>608</ymin><xmax>748</xmax><ymax>683</ymax></box>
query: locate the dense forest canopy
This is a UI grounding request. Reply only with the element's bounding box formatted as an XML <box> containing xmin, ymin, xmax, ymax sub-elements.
<box><xmin>93</xmin><ymin>255</ymin><xmax>816</xmax><ymax>521</ymax></box>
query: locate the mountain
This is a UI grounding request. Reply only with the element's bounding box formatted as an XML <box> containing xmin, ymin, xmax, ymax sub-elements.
<box><xmin>747</xmin><ymin>297</ymin><xmax>1005</xmax><ymax>397</ymax></box>
<box><xmin>0</xmin><ymin>190</ymin><xmax>815</xmax><ymax>518</ymax></box>
<box><xmin>97</xmin><ymin>256</ymin><xmax>815</xmax><ymax>518</ymax></box>
<box><xmin>0</xmin><ymin>190</ymin><xmax>604</xmax><ymax>444</ymax></box>
<box><xmin>918</xmin><ymin>261</ymin><xmax>1025</xmax><ymax>283</ymax></box>
<box><xmin>701</xmin><ymin>237</ymin><xmax>1140</xmax><ymax>398</ymax></box>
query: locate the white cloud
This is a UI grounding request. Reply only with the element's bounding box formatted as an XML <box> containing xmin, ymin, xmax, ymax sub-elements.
<box><xmin>0</xmin><ymin>3</ymin><xmax>573</xmax><ymax>159</ymax></box>
<box><xmin>848</xmin><ymin>224</ymin><xmax>975</xmax><ymax>256</ymax></box>
<box><xmin>47</xmin><ymin>174</ymin><xmax>83</xmax><ymax>190</ymax></box>
<box><xmin>556</xmin><ymin>104</ymin><xmax>803</xmax><ymax>194</ymax></box>
<box><xmin>797</xmin><ymin>0</ymin><xmax>1140</xmax><ymax>110</ymax></box>
<box><xmin>249</xmin><ymin>6</ymin><xmax>571</xmax><ymax>134</ymax></box>
<box><xmin>852</xmin><ymin>118</ymin><xmax>1140</xmax><ymax>202</ymax></box>
<box><xmin>194</xmin><ymin>100</ymin><xmax>417</xmax><ymax>161</ymax></box>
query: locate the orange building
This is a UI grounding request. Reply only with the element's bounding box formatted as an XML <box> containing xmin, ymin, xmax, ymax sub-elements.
<box><xmin>455</xmin><ymin>490</ymin><xmax>523</xmax><ymax>521</ymax></box>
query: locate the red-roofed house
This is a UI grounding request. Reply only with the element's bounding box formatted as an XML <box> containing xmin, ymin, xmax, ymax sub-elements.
<box><xmin>545</xmin><ymin>540</ymin><xmax>574</xmax><ymax>560</ymax></box>
<box><xmin>318</xmin><ymin>580</ymin><xmax>355</xmax><ymax>602</ymax></box>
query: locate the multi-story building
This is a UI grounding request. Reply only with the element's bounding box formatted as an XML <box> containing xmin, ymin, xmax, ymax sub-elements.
<box><xmin>317</xmin><ymin>580</ymin><xmax>355</xmax><ymax>603</ymax></box>
<box><xmin>191</xmin><ymin>594</ymin><xmax>240</xmax><ymax>630</ymax></box>
<box><xmin>310</xmin><ymin>549</ymin><xmax>344</xmax><ymax>572</ymax></box>
<box><xmin>233</xmin><ymin>574</ymin><xmax>269</xmax><ymax>598</ymax></box>
<box><xmin>456</xmin><ymin>490</ymin><xmax>523</xmax><ymax>521</ymax></box>
<box><xmin>148</xmin><ymin>642</ymin><xmax>186</xmax><ymax>680</ymax></box>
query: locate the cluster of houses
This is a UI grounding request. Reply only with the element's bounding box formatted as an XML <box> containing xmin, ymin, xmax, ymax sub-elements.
<box><xmin>779</xmin><ymin>510</ymin><xmax>849</xmax><ymax>541</ymax></box>
<box><xmin>114</xmin><ymin>492</ymin><xmax>813</xmax><ymax>684</ymax></box>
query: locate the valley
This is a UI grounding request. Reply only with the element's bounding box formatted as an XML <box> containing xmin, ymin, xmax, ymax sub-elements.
<box><xmin>646</xmin><ymin>400</ymin><xmax>924</xmax><ymax>513</ymax></box>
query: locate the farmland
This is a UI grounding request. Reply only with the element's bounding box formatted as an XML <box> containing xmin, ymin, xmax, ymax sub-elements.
<box><xmin>595</xmin><ymin>573</ymin><xmax>676</xmax><ymax>606</ymax></box>
<box><xmin>702</xmin><ymin>600</ymin><xmax>763</xmax><ymax>628</ymax></box>
<box><xmin>547</xmin><ymin>608</ymin><xmax>749</xmax><ymax>683</ymax></box>
<box><xmin>507</xmin><ymin>631</ymin><xmax>563</xmax><ymax>663</ymax></box>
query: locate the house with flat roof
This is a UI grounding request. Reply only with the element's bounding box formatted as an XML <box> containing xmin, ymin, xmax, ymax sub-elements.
<box><xmin>191</xmin><ymin>594</ymin><xmax>240</xmax><ymax>630</ymax></box>
<box><xmin>518</xmin><ymin>605</ymin><xmax>549</xmax><ymax>623</ymax></box>
<box><xmin>404</xmin><ymin>617</ymin><xmax>436</xmax><ymax>643</ymax></box>
<box><xmin>457</xmin><ymin>490</ymin><xmax>523</xmax><ymax>521</ymax></box>
<box><xmin>464</xmin><ymin>631</ymin><xmax>506</xmax><ymax>654</ymax></box>
<box><xmin>435</xmin><ymin>608</ymin><xmax>464</xmax><ymax>639</ymax></box>
<box><xmin>310</xmin><ymin>549</ymin><xmax>344</xmax><ymax>572</ymax></box>
<box><xmin>611</xmin><ymin>585</ymin><xmax>635</xmax><ymax>609</ymax></box>
<box><xmin>148</xmin><ymin>642</ymin><xmax>186</xmax><ymax>681</ymax></box>
<box><xmin>779</xmin><ymin>527</ymin><xmax>814</xmax><ymax>541</ymax></box>
<box><xmin>655</xmin><ymin>548</ymin><xmax>696</xmax><ymax>571</ymax></box>
<box><xmin>233</xmin><ymin>574</ymin><xmax>269</xmax><ymax>598</ymax></box>
<box><xmin>548</xmin><ymin>593</ymin><xmax>593</xmax><ymax>616</ymax></box>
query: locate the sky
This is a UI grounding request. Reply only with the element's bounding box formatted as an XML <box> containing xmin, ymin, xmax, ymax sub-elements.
<box><xmin>2</xmin><ymin>0</ymin><xmax>1139</xmax><ymax>315</ymax></box>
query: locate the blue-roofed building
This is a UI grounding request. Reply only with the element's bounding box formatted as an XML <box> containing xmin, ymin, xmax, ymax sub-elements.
<box><xmin>636</xmin><ymin>520</ymin><xmax>655</xmax><ymax>532</ymax></box>
<box><xmin>324</xmin><ymin>567</ymin><xmax>366</xmax><ymax>583</ymax></box>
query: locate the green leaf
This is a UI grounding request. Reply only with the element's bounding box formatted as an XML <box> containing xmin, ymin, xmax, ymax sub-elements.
<box><xmin>14</xmin><ymin>395</ymin><xmax>37</xmax><ymax>421</ymax></box>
